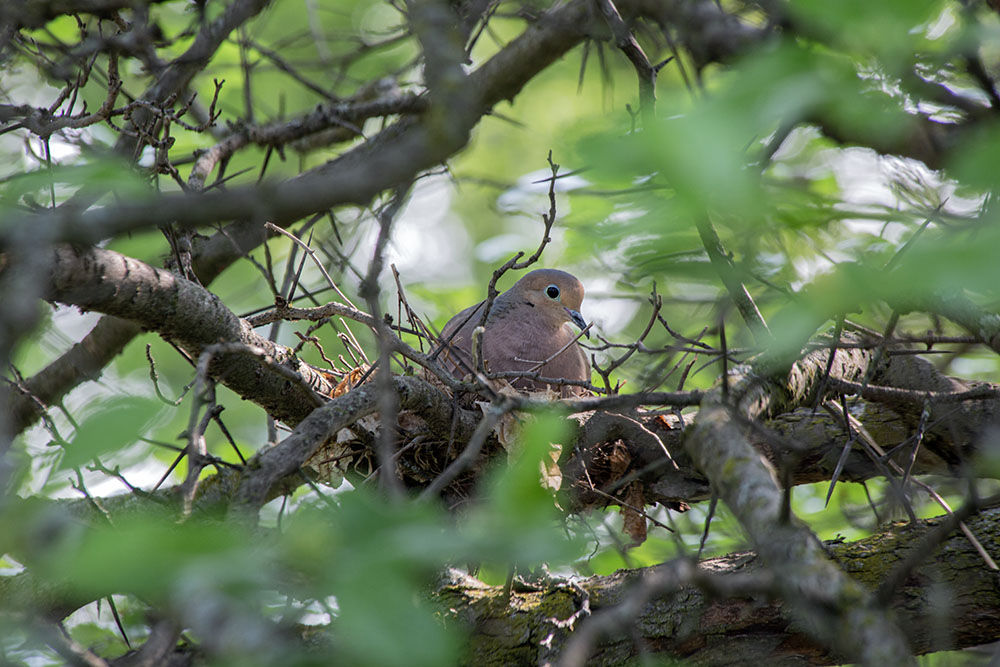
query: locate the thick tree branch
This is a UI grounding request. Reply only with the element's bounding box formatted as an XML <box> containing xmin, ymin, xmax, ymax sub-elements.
<box><xmin>684</xmin><ymin>344</ymin><xmax>915</xmax><ymax>663</ymax></box>
<box><xmin>29</xmin><ymin>244</ymin><xmax>1000</xmax><ymax>517</ymax></box>
<box><xmin>44</xmin><ymin>245</ymin><xmax>336</xmax><ymax>426</ymax></box>
<box><xmin>227</xmin><ymin>373</ymin><xmax>480</xmax><ymax>517</ymax></box>
<box><xmin>435</xmin><ymin>507</ymin><xmax>1000</xmax><ymax>665</ymax></box>
<box><xmin>7</xmin><ymin>316</ymin><xmax>141</xmax><ymax>434</ymax></box>
<box><xmin>9</xmin><ymin>219</ymin><xmax>269</xmax><ymax>436</ymax></box>
<box><xmin>7</xmin><ymin>499</ymin><xmax>998</xmax><ymax>663</ymax></box>
<box><xmin>114</xmin><ymin>0</ymin><xmax>274</xmax><ymax>157</ymax></box>
<box><xmin>0</xmin><ymin>0</ymin><xmax>174</xmax><ymax>30</ymax></box>
<box><xmin>0</xmin><ymin>0</ymin><xmax>596</xmax><ymax>249</ymax></box>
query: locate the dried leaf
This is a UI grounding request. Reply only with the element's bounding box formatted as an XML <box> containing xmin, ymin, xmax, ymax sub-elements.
<box><xmin>356</xmin><ymin>413</ymin><xmax>380</xmax><ymax>435</ymax></box>
<box><xmin>477</xmin><ymin>386</ymin><xmax>526</xmax><ymax>454</ymax></box>
<box><xmin>304</xmin><ymin>438</ymin><xmax>351</xmax><ymax>488</ymax></box>
<box><xmin>332</xmin><ymin>364</ymin><xmax>371</xmax><ymax>397</ymax></box>
<box><xmin>621</xmin><ymin>482</ymin><xmax>647</xmax><ymax>547</ymax></box>
<box><xmin>496</xmin><ymin>412</ymin><xmax>523</xmax><ymax>453</ymax></box>
<box><xmin>539</xmin><ymin>442</ymin><xmax>563</xmax><ymax>493</ymax></box>
<box><xmin>608</xmin><ymin>440</ymin><xmax>631</xmax><ymax>478</ymax></box>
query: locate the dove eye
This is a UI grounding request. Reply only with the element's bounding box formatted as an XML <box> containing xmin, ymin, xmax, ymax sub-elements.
<box><xmin>545</xmin><ymin>285</ymin><xmax>560</xmax><ymax>299</ymax></box>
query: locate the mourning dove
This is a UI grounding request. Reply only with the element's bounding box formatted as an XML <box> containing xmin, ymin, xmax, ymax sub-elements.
<box><xmin>438</xmin><ymin>269</ymin><xmax>591</xmax><ymax>396</ymax></box>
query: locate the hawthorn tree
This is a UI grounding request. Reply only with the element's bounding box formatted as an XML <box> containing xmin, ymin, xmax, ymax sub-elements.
<box><xmin>2</xmin><ymin>0</ymin><xmax>1000</xmax><ymax>665</ymax></box>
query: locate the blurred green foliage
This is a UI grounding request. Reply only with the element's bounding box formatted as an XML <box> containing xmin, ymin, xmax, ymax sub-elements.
<box><xmin>58</xmin><ymin>397</ymin><xmax>161</xmax><ymax>472</ymax></box>
<box><xmin>3</xmin><ymin>412</ymin><xmax>582</xmax><ymax>666</ymax></box>
<box><xmin>4</xmin><ymin>0</ymin><xmax>1000</xmax><ymax>663</ymax></box>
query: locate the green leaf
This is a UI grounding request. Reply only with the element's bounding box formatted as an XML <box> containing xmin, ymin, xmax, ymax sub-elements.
<box><xmin>947</xmin><ymin>121</ymin><xmax>1000</xmax><ymax>193</ymax></box>
<box><xmin>787</xmin><ymin>0</ymin><xmax>946</xmax><ymax>66</ymax></box>
<box><xmin>60</xmin><ymin>397</ymin><xmax>161</xmax><ymax>470</ymax></box>
<box><xmin>43</xmin><ymin>513</ymin><xmax>256</xmax><ymax>600</ymax></box>
<box><xmin>461</xmin><ymin>411</ymin><xmax>581</xmax><ymax>566</ymax></box>
<box><xmin>283</xmin><ymin>495</ymin><xmax>461</xmax><ymax>667</ymax></box>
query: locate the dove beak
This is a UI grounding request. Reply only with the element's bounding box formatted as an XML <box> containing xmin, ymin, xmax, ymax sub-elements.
<box><xmin>565</xmin><ymin>308</ymin><xmax>590</xmax><ymax>339</ymax></box>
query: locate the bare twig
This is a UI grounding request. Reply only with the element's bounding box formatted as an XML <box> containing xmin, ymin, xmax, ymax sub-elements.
<box><xmin>595</xmin><ymin>0</ymin><xmax>656</xmax><ymax>122</ymax></box>
<box><xmin>359</xmin><ymin>187</ymin><xmax>411</xmax><ymax>498</ymax></box>
<box><xmin>475</xmin><ymin>151</ymin><xmax>562</xmax><ymax>333</ymax></box>
<box><xmin>826</xmin><ymin>377</ymin><xmax>1000</xmax><ymax>406</ymax></box>
<box><xmin>34</xmin><ymin>621</ymin><xmax>110</xmax><ymax>667</ymax></box>
<box><xmin>591</xmin><ymin>286</ymin><xmax>663</xmax><ymax>391</ymax></box>
<box><xmin>824</xmin><ymin>400</ymin><xmax>997</xmax><ymax>570</ymax></box>
<box><xmin>264</xmin><ymin>222</ymin><xmax>363</xmax><ymax>312</ymax></box>
<box><xmin>696</xmin><ymin>217</ymin><xmax>772</xmax><ymax>347</ymax></box>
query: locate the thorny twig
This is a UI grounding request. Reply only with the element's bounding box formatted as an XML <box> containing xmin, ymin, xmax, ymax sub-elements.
<box><xmin>824</xmin><ymin>400</ymin><xmax>997</xmax><ymax>571</ymax></box>
<box><xmin>595</xmin><ymin>0</ymin><xmax>656</xmax><ymax>123</ymax></box>
<box><xmin>178</xmin><ymin>340</ymin><xmax>327</xmax><ymax>512</ymax></box>
<box><xmin>591</xmin><ymin>285</ymin><xmax>664</xmax><ymax>393</ymax></box>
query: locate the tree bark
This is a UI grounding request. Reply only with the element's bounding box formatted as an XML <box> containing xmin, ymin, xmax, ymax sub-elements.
<box><xmin>433</xmin><ymin>507</ymin><xmax>1000</xmax><ymax>666</ymax></box>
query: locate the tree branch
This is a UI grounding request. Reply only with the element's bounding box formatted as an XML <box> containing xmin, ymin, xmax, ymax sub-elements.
<box><xmin>684</xmin><ymin>343</ymin><xmax>915</xmax><ymax>663</ymax></box>
<box><xmin>0</xmin><ymin>0</ymin><xmax>597</xmax><ymax>249</ymax></box>
<box><xmin>435</xmin><ymin>507</ymin><xmax>1000</xmax><ymax>665</ymax></box>
<box><xmin>44</xmin><ymin>245</ymin><xmax>336</xmax><ymax>426</ymax></box>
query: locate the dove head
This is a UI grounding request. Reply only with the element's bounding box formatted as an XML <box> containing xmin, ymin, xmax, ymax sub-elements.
<box><xmin>508</xmin><ymin>269</ymin><xmax>588</xmax><ymax>334</ymax></box>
